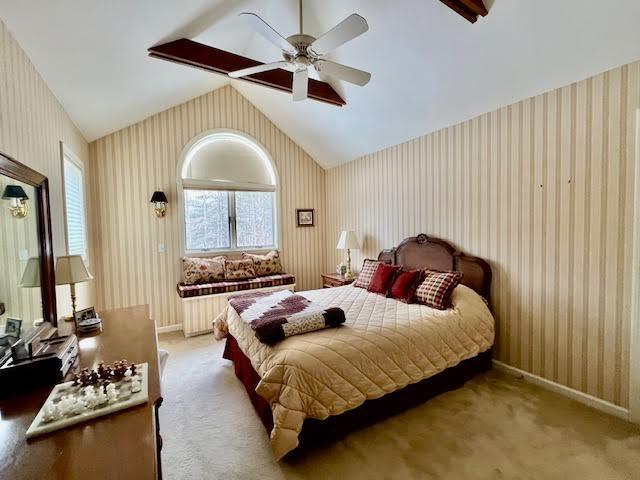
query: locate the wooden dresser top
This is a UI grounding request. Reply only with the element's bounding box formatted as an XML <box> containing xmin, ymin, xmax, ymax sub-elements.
<box><xmin>0</xmin><ymin>305</ymin><xmax>162</xmax><ymax>480</ymax></box>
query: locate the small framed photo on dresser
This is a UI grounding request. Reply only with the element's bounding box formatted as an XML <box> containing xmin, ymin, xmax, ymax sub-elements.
<box><xmin>296</xmin><ymin>209</ymin><xmax>314</xmax><ymax>227</ymax></box>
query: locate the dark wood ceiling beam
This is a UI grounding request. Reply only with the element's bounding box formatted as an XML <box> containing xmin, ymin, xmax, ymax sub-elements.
<box><xmin>440</xmin><ymin>0</ymin><xmax>488</xmax><ymax>23</ymax></box>
<box><xmin>148</xmin><ymin>39</ymin><xmax>345</xmax><ymax>107</ymax></box>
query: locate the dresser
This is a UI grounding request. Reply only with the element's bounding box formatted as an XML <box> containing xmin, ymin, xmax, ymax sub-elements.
<box><xmin>0</xmin><ymin>305</ymin><xmax>163</xmax><ymax>480</ymax></box>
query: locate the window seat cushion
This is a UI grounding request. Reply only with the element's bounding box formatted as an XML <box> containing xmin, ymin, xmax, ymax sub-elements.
<box><xmin>177</xmin><ymin>273</ymin><xmax>296</xmax><ymax>298</ymax></box>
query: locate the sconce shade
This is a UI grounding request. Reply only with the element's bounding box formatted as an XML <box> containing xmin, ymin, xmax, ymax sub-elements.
<box><xmin>336</xmin><ymin>230</ymin><xmax>361</xmax><ymax>250</ymax></box>
<box><xmin>55</xmin><ymin>255</ymin><xmax>93</xmax><ymax>285</ymax></box>
<box><xmin>2</xmin><ymin>185</ymin><xmax>28</xmax><ymax>200</ymax></box>
<box><xmin>150</xmin><ymin>191</ymin><xmax>168</xmax><ymax>204</ymax></box>
<box><xmin>20</xmin><ymin>257</ymin><xmax>41</xmax><ymax>287</ymax></box>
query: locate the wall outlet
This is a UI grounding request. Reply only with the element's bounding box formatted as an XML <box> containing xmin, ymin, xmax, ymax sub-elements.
<box><xmin>158</xmin><ymin>243</ymin><xmax>166</xmax><ymax>253</ymax></box>
<box><xmin>18</xmin><ymin>249</ymin><xmax>29</xmax><ymax>261</ymax></box>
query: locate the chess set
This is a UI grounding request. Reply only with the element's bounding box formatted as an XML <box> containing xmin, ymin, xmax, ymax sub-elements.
<box><xmin>26</xmin><ymin>360</ymin><xmax>148</xmax><ymax>439</ymax></box>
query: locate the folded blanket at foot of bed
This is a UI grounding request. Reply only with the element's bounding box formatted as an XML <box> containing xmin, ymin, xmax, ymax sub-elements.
<box><xmin>228</xmin><ymin>289</ymin><xmax>346</xmax><ymax>344</ymax></box>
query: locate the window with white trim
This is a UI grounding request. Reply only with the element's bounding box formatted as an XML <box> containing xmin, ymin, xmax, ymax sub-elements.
<box><xmin>181</xmin><ymin>132</ymin><xmax>277</xmax><ymax>253</ymax></box>
<box><xmin>62</xmin><ymin>151</ymin><xmax>88</xmax><ymax>259</ymax></box>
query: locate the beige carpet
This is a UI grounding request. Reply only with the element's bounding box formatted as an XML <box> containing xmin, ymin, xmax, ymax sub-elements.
<box><xmin>158</xmin><ymin>332</ymin><xmax>640</xmax><ymax>480</ymax></box>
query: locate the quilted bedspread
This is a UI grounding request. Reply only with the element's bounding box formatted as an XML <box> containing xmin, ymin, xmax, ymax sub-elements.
<box><xmin>214</xmin><ymin>284</ymin><xmax>495</xmax><ymax>459</ymax></box>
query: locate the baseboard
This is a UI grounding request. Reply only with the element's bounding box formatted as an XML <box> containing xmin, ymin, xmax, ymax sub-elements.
<box><xmin>157</xmin><ymin>324</ymin><xmax>183</xmax><ymax>334</ymax></box>
<box><xmin>492</xmin><ymin>360</ymin><xmax>630</xmax><ymax>421</ymax></box>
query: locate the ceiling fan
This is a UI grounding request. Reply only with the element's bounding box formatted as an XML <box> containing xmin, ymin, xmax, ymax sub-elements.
<box><xmin>228</xmin><ymin>0</ymin><xmax>371</xmax><ymax>101</ymax></box>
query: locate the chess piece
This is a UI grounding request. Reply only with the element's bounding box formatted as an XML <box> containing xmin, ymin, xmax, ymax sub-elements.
<box><xmin>130</xmin><ymin>379</ymin><xmax>141</xmax><ymax>393</ymax></box>
<box><xmin>130</xmin><ymin>364</ymin><xmax>136</xmax><ymax>376</ymax></box>
<box><xmin>97</xmin><ymin>362</ymin><xmax>106</xmax><ymax>379</ymax></box>
<box><xmin>96</xmin><ymin>391</ymin><xmax>108</xmax><ymax>405</ymax></box>
<box><xmin>72</xmin><ymin>374</ymin><xmax>80</xmax><ymax>387</ymax></box>
<box><xmin>79</xmin><ymin>368</ymin><xmax>90</xmax><ymax>387</ymax></box>
<box><xmin>102</xmin><ymin>380</ymin><xmax>110</xmax><ymax>394</ymax></box>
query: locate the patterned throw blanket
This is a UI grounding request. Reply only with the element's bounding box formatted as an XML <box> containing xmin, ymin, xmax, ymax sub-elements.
<box><xmin>227</xmin><ymin>290</ymin><xmax>346</xmax><ymax>344</ymax></box>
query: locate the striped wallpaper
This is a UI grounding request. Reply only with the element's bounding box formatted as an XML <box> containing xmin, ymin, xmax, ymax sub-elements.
<box><xmin>89</xmin><ymin>85</ymin><xmax>327</xmax><ymax>329</ymax></box>
<box><xmin>0</xmin><ymin>20</ymin><xmax>93</xmax><ymax>319</ymax></box>
<box><xmin>326</xmin><ymin>61</ymin><xmax>640</xmax><ymax>408</ymax></box>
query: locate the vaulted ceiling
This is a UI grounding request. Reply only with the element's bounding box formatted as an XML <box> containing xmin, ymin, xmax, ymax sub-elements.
<box><xmin>2</xmin><ymin>0</ymin><xmax>640</xmax><ymax>168</ymax></box>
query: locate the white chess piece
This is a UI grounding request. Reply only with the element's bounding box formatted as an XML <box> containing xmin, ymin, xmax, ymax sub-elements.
<box><xmin>130</xmin><ymin>379</ymin><xmax>141</xmax><ymax>393</ymax></box>
<box><xmin>97</xmin><ymin>391</ymin><xmax>108</xmax><ymax>405</ymax></box>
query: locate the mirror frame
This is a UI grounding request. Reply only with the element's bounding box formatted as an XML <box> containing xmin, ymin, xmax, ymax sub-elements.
<box><xmin>0</xmin><ymin>151</ymin><xmax>57</xmax><ymax>327</ymax></box>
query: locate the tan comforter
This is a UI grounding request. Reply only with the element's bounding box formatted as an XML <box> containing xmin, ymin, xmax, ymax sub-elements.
<box><xmin>214</xmin><ymin>284</ymin><xmax>494</xmax><ymax>459</ymax></box>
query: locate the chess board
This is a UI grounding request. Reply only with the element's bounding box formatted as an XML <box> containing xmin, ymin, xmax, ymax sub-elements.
<box><xmin>26</xmin><ymin>363</ymin><xmax>149</xmax><ymax>439</ymax></box>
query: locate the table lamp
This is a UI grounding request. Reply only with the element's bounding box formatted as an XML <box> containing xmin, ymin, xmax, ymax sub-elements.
<box><xmin>55</xmin><ymin>255</ymin><xmax>93</xmax><ymax>321</ymax></box>
<box><xmin>20</xmin><ymin>257</ymin><xmax>41</xmax><ymax>288</ymax></box>
<box><xmin>336</xmin><ymin>230</ymin><xmax>360</xmax><ymax>280</ymax></box>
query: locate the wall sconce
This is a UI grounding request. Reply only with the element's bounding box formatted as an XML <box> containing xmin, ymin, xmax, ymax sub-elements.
<box><xmin>150</xmin><ymin>191</ymin><xmax>168</xmax><ymax>218</ymax></box>
<box><xmin>2</xmin><ymin>185</ymin><xmax>29</xmax><ymax>218</ymax></box>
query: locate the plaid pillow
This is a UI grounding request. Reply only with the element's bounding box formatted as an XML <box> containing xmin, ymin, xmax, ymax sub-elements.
<box><xmin>414</xmin><ymin>270</ymin><xmax>463</xmax><ymax>310</ymax></box>
<box><xmin>353</xmin><ymin>259</ymin><xmax>381</xmax><ymax>289</ymax></box>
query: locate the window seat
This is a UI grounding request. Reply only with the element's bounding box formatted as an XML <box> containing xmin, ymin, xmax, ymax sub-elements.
<box><xmin>177</xmin><ymin>273</ymin><xmax>295</xmax><ymax>298</ymax></box>
<box><xmin>177</xmin><ymin>274</ymin><xmax>296</xmax><ymax>336</ymax></box>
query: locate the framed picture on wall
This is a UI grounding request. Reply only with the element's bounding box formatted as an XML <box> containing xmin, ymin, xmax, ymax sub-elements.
<box><xmin>296</xmin><ymin>209</ymin><xmax>314</xmax><ymax>227</ymax></box>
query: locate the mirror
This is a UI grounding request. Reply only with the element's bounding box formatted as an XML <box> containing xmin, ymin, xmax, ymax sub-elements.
<box><xmin>0</xmin><ymin>152</ymin><xmax>56</xmax><ymax>362</ymax></box>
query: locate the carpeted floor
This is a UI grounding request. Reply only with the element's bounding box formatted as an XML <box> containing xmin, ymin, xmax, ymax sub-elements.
<box><xmin>158</xmin><ymin>332</ymin><xmax>640</xmax><ymax>480</ymax></box>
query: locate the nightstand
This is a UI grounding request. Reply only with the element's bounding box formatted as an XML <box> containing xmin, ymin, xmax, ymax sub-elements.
<box><xmin>321</xmin><ymin>273</ymin><xmax>355</xmax><ymax>288</ymax></box>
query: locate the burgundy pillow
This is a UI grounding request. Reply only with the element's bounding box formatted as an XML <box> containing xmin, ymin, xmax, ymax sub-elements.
<box><xmin>414</xmin><ymin>269</ymin><xmax>463</xmax><ymax>310</ymax></box>
<box><xmin>367</xmin><ymin>263</ymin><xmax>401</xmax><ymax>295</ymax></box>
<box><xmin>388</xmin><ymin>270</ymin><xmax>422</xmax><ymax>303</ymax></box>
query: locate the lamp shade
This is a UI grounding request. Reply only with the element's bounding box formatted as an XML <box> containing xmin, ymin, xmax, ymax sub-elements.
<box><xmin>2</xmin><ymin>185</ymin><xmax>28</xmax><ymax>200</ymax></box>
<box><xmin>55</xmin><ymin>255</ymin><xmax>93</xmax><ymax>285</ymax></box>
<box><xmin>20</xmin><ymin>257</ymin><xmax>41</xmax><ymax>287</ymax></box>
<box><xmin>150</xmin><ymin>191</ymin><xmax>168</xmax><ymax>203</ymax></box>
<box><xmin>336</xmin><ymin>230</ymin><xmax>360</xmax><ymax>250</ymax></box>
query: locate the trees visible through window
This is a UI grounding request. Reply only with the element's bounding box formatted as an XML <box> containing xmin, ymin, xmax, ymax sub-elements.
<box><xmin>181</xmin><ymin>131</ymin><xmax>277</xmax><ymax>253</ymax></box>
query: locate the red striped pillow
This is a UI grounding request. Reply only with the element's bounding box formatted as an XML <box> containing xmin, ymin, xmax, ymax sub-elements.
<box><xmin>414</xmin><ymin>270</ymin><xmax>463</xmax><ymax>310</ymax></box>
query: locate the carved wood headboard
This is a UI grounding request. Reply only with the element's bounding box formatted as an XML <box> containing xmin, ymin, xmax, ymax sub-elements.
<box><xmin>377</xmin><ymin>234</ymin><xmax>492</xmax><ymax>299</ymax></box>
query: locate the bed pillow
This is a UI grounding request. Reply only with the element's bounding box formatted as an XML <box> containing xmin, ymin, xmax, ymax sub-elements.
<box><xmin>414</xmin><ymin>269</ymin><xmax>463</xmax><ymax>310</ymax></box>
<box><xmin>224</xmin><ymin>259</ymin><xmax>257</xmax><ymax>280</ymax></box>
<box><xmin>242</xmin><ymin>250</ymin><xmax>283</xmax><ymax>276</ymax></box>
<box><xmin>368</xmin><ymin>263</ymin><xmax>402</xmax><ymax>295</ymax></box>
<box><xmin>182</xmin><ymin>256</ymin><xmax>226</xmax><ymax>285</ymax></box>
<box><xmin>353</xmin><ymin>259</ymin><xmax>381</xmax><ymax>289</ymax></box>
<box><xmin>388</xmin><ymin>269</ymin><xmax>422</xmax><ymax>303</ymax></box>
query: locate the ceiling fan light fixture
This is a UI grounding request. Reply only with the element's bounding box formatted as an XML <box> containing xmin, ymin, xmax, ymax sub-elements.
<box><xmin>229</xmin><ymin>2</ymin><xmax>371</xmax><ymax>102</ymax></box>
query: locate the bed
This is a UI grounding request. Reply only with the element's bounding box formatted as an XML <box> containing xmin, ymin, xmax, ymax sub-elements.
<box><xmin>215</xmin><ymin>234</ymin><xmax>495</xmax><ymax>459</ymax></box>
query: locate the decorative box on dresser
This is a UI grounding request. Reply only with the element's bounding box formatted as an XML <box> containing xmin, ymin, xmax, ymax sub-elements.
<box><xmin>321</xmin><ymin>273</ymin><xmax>355</xmax><ymax>288</ymax></box>
<box><xmin>0</xmin><ymin>305</ymin><xmax>163</xmax><ymax>480</ymax></box>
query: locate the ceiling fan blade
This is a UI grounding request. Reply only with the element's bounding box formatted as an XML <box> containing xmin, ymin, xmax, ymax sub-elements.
<box><xmin>229</xmin><ymin>61</ymin><xmax>291</xmax><ymax>78</ymax></box>
<box><xmin>314</xmin><ymin>60</ymin><xmax>371</xmax><ymax>86</ymax></box>
<box><xmin>292</xmin><ymin>68</ymin><xmax>308</xmax><ymax>101</ymax></box>
<box><xmin>240</xmin><ymin>12</ymin><xmax>296</xmax><ymax>55</ymax></box>
<box><xmin>309</xmin><ymin>14</ymin><xmax>368</xmax><ymax>55</ymax></box>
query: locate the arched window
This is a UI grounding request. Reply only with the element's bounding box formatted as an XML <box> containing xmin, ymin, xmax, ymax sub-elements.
<box><xmin>179</xmin><ymin>130</ymin><xmax>278</xmax><ymax>253</ymax></box>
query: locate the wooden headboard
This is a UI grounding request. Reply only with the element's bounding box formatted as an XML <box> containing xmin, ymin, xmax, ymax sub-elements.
<box><xmin>378</xmin><ymin>234</ymin><xmax>492</xmax><ymax>299</ymax></box>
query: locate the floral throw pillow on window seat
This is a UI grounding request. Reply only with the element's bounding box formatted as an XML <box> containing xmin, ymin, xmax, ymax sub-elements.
<box><xmin>182</xmin><ymin>256</ymin><xmax>226</xmax><ymax>285</ymax></box>
<box><xmin>224</xmin><ymin>258</ymin><xmax>257</xmax><ymax>280</ymax></box>
<box><xmin>242</xmin><ymin>250</ymin><xmax>283</xmax><ymax>276</ymax></box>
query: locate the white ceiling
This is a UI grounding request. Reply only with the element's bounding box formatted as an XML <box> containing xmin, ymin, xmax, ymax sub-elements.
<box><xmin>2</xmin><ymin>0</ymin><xmax>640</xmax><ymax>168</ymax></box>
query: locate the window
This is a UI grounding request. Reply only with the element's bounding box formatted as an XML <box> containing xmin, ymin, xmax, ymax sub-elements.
<box><xmin>181</xmin><ymin>131</ymin><xmax>277</xmax><ymax>253</ymax></box>
<box><xmin>62</xmin><ymin>150</ymin><xmax>88</xmax><ymax>259</ymax></box>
